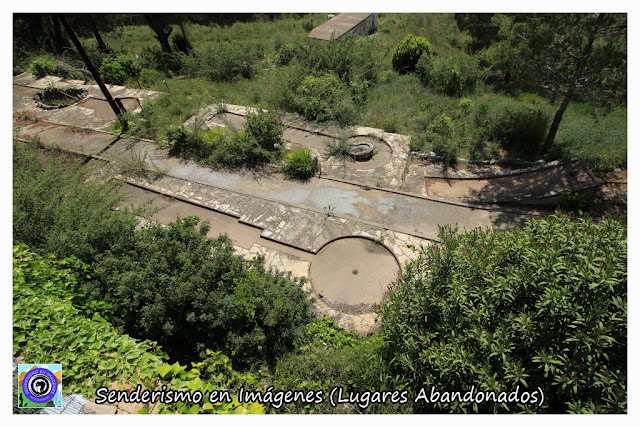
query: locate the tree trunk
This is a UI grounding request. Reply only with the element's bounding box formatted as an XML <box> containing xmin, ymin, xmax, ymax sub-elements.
<box><xmin>87</xmin><ymin>14</ymin><xmax>109</xmax><ymax>53</ymax></box>
<box><xmin>177</xmin><ymin>14</ymin><xmax>191</xmax><ymax>54</ymax></box>
<box><xmin>145</xmin><ymin>14</ymin><xmax>173</xmax><ymax>53</ymax></box>
<box><xmin>542</xmin><ymin>14</ymin><xmax>603</xmax><ymax>153</ymax></box>
<box><xmin>50</xmin><ymin>15</ymin><xmax>64</xmax><ymax>54</ymax></box>
<box><xmin>542</xmin><ymin>83</ymin><xmax>575</xmax><ymax>152</ymax></box>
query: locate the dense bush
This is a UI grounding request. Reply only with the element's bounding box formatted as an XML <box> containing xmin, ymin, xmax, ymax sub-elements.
<box><xmin>167</xmin><ymin>119</ymin><xmax>281</xmax><ymax>168</ymax></box>
<box><xmin>379</xmin><ymin>213</ymin><xmax>627</xmax><ymax>413</ymax></box>
<box><xmin>392</xmin><ymin>34</ymin><xmax>432</xmax><ymax>74</ymax></box>
<box><xmin>181</xmin><ymin>42</ymin><xmax>259</xmax><ymax>81</ymax></box>
<box><xmin>273</xmin><ymin>318</ymin><xmax>405</xmax><ymax>414</ymax></box>
<box><xmin>275</xmin><ymin>43</ymin><xmax>299</xmax><ymax>66</ymax></box>
<box><xmin>13</xmin><ymin>244</ymin><xmax>265</xmax><ymax>414</ymax></box>
<box><xmin>282</xmin><ymin>148</ymin><xmax>315</xmax><ymax>180</ymax></box>
<box><xmin>416</xmin><ymin>52</ymin><xmax>484</xmax><ymax>97</ymax></box>
<box><xmin>89</xmin><ymin>216</ymin><xmax>312</xmax><ymax>368</ymax></box>
<box><xmin>489</xmin><ymin>105</ymin><xmax>550</xmax><ymax>152</ymax></box>
<box><xmin>293</xmin><ymin>73</ymin><xmax>356</xmax><ymax>124</ymax></box>
<box><xmin>244</xmin><ymin>109</ymin><xmax>284</xmax><ymax>151</ymax></box>
<box><xmin>139</xmin><ymin>68</ymin><xmax>164</xmax><ymax>87</ymax></box>
<box><xmin>99</xmin><ymin>54</ymin><xmax>142</xmax><ymax>85</ymax></box>
<box><xmin>301</xmin><ymin>37</ymin><xmax>382</xmax><ymax>85</ymax></box>
<box><xmin>13</xmin><ymin>143</ymin><xmax>138</xmax><ymax>265</ymax></box>
<box><xmin>28</xmin><ymin>55</ymin><xmax>71</xmax><ymax>79</ymax></box>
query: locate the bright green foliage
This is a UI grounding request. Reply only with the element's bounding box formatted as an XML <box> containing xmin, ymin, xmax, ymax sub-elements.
<box><xmin>416</xmin><ymin>52</ymin><xmax>484</xmax><ymax>97</ymax></box>
<box><xmin>293</xmin><ymin>73</ymin><xmax>355</xmax><ymax>124</ymax></box>
<box><xmin>244</xmin><ymin>109</ymin><xmax>284</xmax><ymax>151</ymax></box>
<box><xmin>275</xmin><ymin>44</ymin><xmax>299</xmax><ymax>66</ymax></box>
<box><xmin>301</xmin><ymin>37</ymin><xmax>382</xmax><ymax>85</ymax></box>
<box><xmin>151</xmin><ymin>350</ymin><xmax>265</xmax><ymax>414</ymax></box>
<box><xmin>180</xmin><ymin>42</ymin><xmax>260</xmax><ymax>81</ymax></box>
<box><xmin>88</xmin><ymin>216</ymin><xmax>311</xmax><ymax>367</ymax></box>
<box><xmin>13</xmin><ymin>143</ymin><xmax>138</xmax><ymax>265</ymax></box>
<box><xmin>139</xmin><ymin>68</ymin><xmax>164</xmax><ymax>87</ymax></box>
<box><xmin>167</xmin><ymin>114</ymin><xmax>282</xmax><ymax>168</ymax></box>
<box><xmin>13</xmin><ymin>244</ymin><xmax>166</xmax><ymax>396</ymax></box>
<box><xmin>379</xmin><ymin>213</ymin><xmax>627</xmax><ymax>413</ymax></box>
<box><xmin>273</xmin><ymin>319</ymin><xmax>405</xmax><ymax>413</ymax></box>
<box><xmin>99</xmin><ymin>54</ymin><xmax>142</xmax><ymax>85</ymax></box>
<box><xmin>28</xmin><ymin>55</ymin><xmax>61</xmax><ymax>79</ymax></box>
<box><xmin>282</xmin><ymin>148</ymin><xmax>315</xmax><ymax>180</ymax></box>
<box><xmin>13</xmin><ymin>245</ymin><xmax>265</xmax><ymax>414</ymax></box>
<box><xmin>392</xmin><ymin>34</ymin><xmax>432</xmax><ymax>74</ymax></box>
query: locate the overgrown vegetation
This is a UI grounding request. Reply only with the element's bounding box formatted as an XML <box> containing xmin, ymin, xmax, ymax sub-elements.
<box><xmin>13</xmin><ymin>244</ymin><xmax>266</xmax><ymax>414</ymax></box>
<box><xmin>15</xmin><ymin>13</ymin><xmax>624</xmax><ymax>172</ymax></box>
<box><xmin>89</xmin><ymin>215</ymin><xmax>311</xmax><ymax>368</ymax></box>
<box><xmin>166</xmin><ymin>109</ymin><xmax>284</xmax><ymax>168</ymax></box>
<box><xmin>379</xmin><ymin>213</ymin><xmax>627</xmax><ymax>413</ymax></box>
<box><xmin>282</xmin><ymin>148</ymin><xmax>315</xmax><ymax>180</ymax></box>
<box><xmin>13</xmin><ymin>13</ymin><xmax>627</xmax><ymax>415</ymax></box>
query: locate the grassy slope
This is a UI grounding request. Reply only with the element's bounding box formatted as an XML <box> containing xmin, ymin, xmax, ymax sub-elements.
<box><xmin>73</xmin><ymin>14</ymin><xmax>625</xmax><ymax>172</ymax></box>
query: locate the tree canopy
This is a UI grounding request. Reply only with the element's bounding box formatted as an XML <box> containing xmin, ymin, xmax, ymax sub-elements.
<box><xmin>485</xmin><ymin>13</ymin><xmax>626</xmax><ymax>150</ymax></box>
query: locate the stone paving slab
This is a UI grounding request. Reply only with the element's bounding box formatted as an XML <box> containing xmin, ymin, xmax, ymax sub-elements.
<box><xmin>13</xmin><ymin>73</ymin><xmax>163</xmax><ymax>130</ymax></box>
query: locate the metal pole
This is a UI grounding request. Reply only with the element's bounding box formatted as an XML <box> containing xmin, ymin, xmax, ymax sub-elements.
<box><xmin>58</xmin><ymin>14</ymin><xmax>128</xmax><ymax>130</ymax></box>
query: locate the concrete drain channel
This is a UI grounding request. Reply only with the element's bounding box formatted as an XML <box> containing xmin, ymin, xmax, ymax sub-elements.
<box><xmin>308</xmin><ymin>237</ymin><xmax>401</xmax><ymax>314</ymax></box>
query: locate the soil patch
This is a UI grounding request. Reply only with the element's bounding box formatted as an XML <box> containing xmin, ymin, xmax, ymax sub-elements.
<box><xmin>308</xmin><ymin>237</ymin><xmax>400</xmax><ymax>314</ymax></box>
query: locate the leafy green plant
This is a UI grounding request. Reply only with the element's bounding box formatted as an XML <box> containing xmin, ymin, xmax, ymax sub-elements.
<box><xmin>275</xmin><ymin>43</ymin><xmax>299</xmax><ymax>66</ymax></box>
<box><xmin>244</xmin><ymin>109</ymin><xmax>284</xmax><ymax>151</ymax></box>
<box><xmin>324</xmin><ymin>133</ymin><xmax>355</xmax><ymax>159</ymax></box>
<box><xmin>489</xmin><ymin>105</ymin><xmax>550</xmax><ymax>153</ymax></box>
<box><xmin>88</xmin><ymin>215</ymin><xmax>312</xmax><ymax>368</ymax></box>
<box><xmin>282</xmin><ymin>148</ymin><xmax>315</xmax><ymax>180</ymax></box>
<box><xmin>392</xmin><ymin>34</ymin><xmax>432</xmax><ymax>74</ymax></box>
<box><xmin>379</xmin><ymin>213</ymin><xmax>627</xmax><ymax>413</ymax></box>
<box><xmin>293</xmin><ymin>72</ymin><xmax>354</xmax><ymax>123</ymax></box>
<box><xmin>13</xmin><ymin>245</ymin><xmax>265</xmax><ymax>414</ymax></box>
<box><xmin>181</xmin><ymin>42</ymin><xmax>259</xmax><ymax>81</ymax></box>
<box><xmin>99</xmin><ymin>54</ymin><xmax>142</xmax><ymax>85</ymax></box>
<box><xmin>13</xmin><ymin>143</ymin><xmax>139</xmax><ymax>265</ymax></box>
<box><xmin>416</xmin><ymin>52</ymin><xmax>484</xmax><ymax>97</ymax></box>
<box><xmin>28</xmin><ymin>55</ymin><xmax>60</xmax><ymax>79</ymax></box>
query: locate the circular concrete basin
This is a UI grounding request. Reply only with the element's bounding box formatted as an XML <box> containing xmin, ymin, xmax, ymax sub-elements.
<box><xmin>309</xmin><ymin>237</ymin><xmax>401</xmax><ymax>313</ymax></box>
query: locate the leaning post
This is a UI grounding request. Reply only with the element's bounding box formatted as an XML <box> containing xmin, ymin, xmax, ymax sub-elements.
<box><xmin>58</xmin><ymin>14</ymin><xmax>128</xmax><ymax>130</ymax></box>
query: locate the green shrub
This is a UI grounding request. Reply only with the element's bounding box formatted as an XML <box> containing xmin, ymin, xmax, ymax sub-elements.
<box><xmin>273</xmin><ymin>329</ymin><xmax>406</xmax><ymax>414</ymax></box>
<box><xmin>416</xmin><ymin>52</ymin><xmax>483</xmax><ymax>97</ymax></box>
<box><xmin>379</xmin><ymin>213</ymin><xmax>627</xmax><ymax>413</ymax></box>
<box><xmin>99</xmin><ymin>54</ymin><xmax>141</xmax><ymax>85</ymax></box>
<box><xmin>275</xmin><ymin>43</ymin><xmax>299</xmax><ymax>66</ymax></box>
<box><xmin>282</xmin><ymin>148</ymin><xmax>315</xmax><ymax>180</ymax></box>
<box><xmin>293</xmin><ymin>73</ymin><xmax>352</xmax><ymax>123</ymax></box>
<box><xmin>28</xmin><ymin>55</ymin><xmax>62</xmax><ymax>79</ymax></box>
<box><xmin>13</xmin><ymin>244</ymin><xmax>265</xmax><ymax>414</ymax></box>
<box><xmin>139</xmin><ymin>68</ymin><xmax>164</xmax><ymax>87</ymax></box>
<box><xmin>210</xmin><ymin>130</ymin><xmax>278</xmax><ymax>167</ymax></box>
<box><xmin>182</xmin><ymin>42</ymin><xmax>258</xmax><ymax>81</ymax></box>
<box><xmin>431</xmin><ymin>135</ymin><xmax>459</xmax><ymax>165</ymax></box>
<box><xmin>166</xmin><ymin>125</ymin><xmax>213</xmax><ymax>159</ymax></box>
<box><xmin>392</xmin><ymin>34</ymin><xmax>432</xmax><ymax>74</ymax></box>
<box><xmin>89</xmin><ymin>216</ymin><xmax>312</xmax><ymax>368</ymax></box>
<box><xmin>244</xmin><ymin>110</ymin><xmax>284</xmax><ymax>151</ymax></box>
<box><xmin>458</xmin><ymin>98</ymin><xmax>473</xmax><ymax>115</ymax></box>
<box><xmin>324</xmin><ymin>134</ymin><xmax>355</xmax><ymax>159</ymax></box>
<box><xmin>302</xmin><ymin>37</ymin><xmax>382</xmax><ymax>85</ymax></box>
<box><xmin>13</xmin><ymin>143</ymin><xmax>138</xmax><ymax>265</ymax></box>
<box><xmin>489</xmin><ymin>105</ymin><xmax>550</xmax><ymax>152</ymax></box>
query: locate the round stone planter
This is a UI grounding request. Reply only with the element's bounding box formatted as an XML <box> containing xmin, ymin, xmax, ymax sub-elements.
<box><xmin>33</xmin><ymin>87</ymin><xmax>88</xmax><ymax>110</ymax></box>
